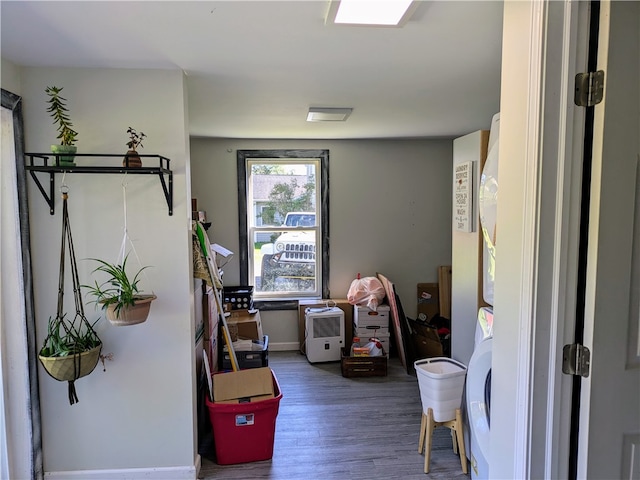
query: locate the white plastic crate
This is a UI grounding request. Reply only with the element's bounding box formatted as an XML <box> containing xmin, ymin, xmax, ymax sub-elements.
<box><xmin>414</xmin><ymin>357</ymin><xmax>467</xmax><ymax>422</ymax></box>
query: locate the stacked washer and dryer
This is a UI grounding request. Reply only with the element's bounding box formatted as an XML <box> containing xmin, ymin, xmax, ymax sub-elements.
<box><xmin>465</xmin><ymin>112</ymin><xmax>499</xmax><ymax>479</ymax></box>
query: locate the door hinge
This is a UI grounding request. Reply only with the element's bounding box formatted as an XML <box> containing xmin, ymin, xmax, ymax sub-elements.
<box><xmin>562</xmin><ymin>343</ymin><xmax>591</xmax><ymax>377</ymax></box>
<box><xmin>574</xmin><ymin>70</ymin><xmax>605</xmax><ymax>107</ymax></box>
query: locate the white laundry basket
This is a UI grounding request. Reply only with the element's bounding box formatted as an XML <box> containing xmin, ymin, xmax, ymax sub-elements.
<box><xmin>415</xmin><ymin>357</ymin><xmax>467</xmax><ymax>422</ymax></box>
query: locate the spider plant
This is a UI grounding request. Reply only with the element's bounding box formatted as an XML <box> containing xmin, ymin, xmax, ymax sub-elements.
<box><xmin>84</xmin><ymin>254</ymin><xmax>153</xmax><ymax>319</ymax></box>
<box><xmin>39</xmin><ymin>314</ymin><xmax>101</xmax><ymax>358</ymax></box>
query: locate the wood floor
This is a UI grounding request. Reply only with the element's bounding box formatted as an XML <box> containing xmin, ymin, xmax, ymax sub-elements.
<box><xmin>198</xmin><ymin>351</ymin><xmax>470</xmax><ymax>479</ymax></box>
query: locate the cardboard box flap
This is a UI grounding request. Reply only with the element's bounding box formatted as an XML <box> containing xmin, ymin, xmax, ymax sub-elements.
<box><xmin>213</xmin><ymin>367</ymin><xmax>274</xmax><ymax>403</ymax></box>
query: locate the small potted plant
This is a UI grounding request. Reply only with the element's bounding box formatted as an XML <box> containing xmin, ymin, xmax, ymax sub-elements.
<box><xmin>45</xmin><ymin>86</ymin><xmax>78</xmax><ymax>166</ymax></box>
<box><xmin>85</xmin><ymin>254</ymin><xmax>156</xmax><ymax>326</ymax></box>
<box><xmin>123</xmin><ymin>127</ymin><xmax>146</xmax><ymax>168</ymax></box>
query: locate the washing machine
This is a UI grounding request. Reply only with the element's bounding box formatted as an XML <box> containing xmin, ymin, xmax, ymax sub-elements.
<box><xmin>465</xmin><ymin>112</ymin><xmax>499</xmax><ymax>479</ymax></box>
<box><xmin>467</xmin><ymin>334</ymin><xmax>492</xmax><ymax>479</ymax></box>
<box><xmin>462</xmin><ymin>308</ymin><xmax>493</xmax><ymax>469</ymax></box>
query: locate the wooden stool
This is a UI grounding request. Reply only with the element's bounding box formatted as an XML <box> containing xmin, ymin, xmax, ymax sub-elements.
<box><xmin>418</xmin><ymin>407</ymin><xmax>467</xmax><ymax>474</ymax></box>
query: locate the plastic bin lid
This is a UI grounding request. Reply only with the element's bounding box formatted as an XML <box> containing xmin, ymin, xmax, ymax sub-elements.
<box><xmin>414</xmin><ymin>357</ymin><xmax>467</xmax><ymax>379</ymax></box>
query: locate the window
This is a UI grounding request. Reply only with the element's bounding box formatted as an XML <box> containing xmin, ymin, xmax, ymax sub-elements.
<box><xmin>237</xmin><ymin>150</ymin><xmax>329</xmax><ymax>300</ymax></box>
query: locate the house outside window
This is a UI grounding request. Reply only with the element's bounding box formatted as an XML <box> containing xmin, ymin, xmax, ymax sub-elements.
<box><xmin>237</xmin><ymin>150</ymin><xmax>329</xmax><ymax>300</ymax></box>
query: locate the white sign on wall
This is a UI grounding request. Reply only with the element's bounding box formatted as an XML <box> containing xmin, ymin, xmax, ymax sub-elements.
<box><xmin>454</xmin><ymin>161</ymin><xmax>474</xmax><ymax>232</ymax></box>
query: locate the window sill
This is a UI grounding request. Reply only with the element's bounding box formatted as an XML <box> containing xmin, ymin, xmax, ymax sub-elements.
<box><xmin>253</xmin><ymin>300</ymin><xmax>301</xmax><ymax>311</ymax></box>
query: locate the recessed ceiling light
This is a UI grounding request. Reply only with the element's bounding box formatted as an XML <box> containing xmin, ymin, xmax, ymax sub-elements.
<box><xmin>326</xmin><ymin>0</ymin><xmax>417</xmax><ymax>27</ymax></box>
<box><xmin>307</xmin><ymin>107</ymin><xmax>353</xmax><ymax>122</ymax></box>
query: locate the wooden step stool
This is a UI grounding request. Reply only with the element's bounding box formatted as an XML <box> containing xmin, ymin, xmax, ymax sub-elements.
<box><xmin>418</xmin><ymin>407</ymin><xmax>467</xmax><ymax>474</ymax></box>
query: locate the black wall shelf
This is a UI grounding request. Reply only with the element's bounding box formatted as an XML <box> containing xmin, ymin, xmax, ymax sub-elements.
<box><xmin>24</xmin><ymin>153</ymin><xmax>173</xmax><ymax>215</ymax></box>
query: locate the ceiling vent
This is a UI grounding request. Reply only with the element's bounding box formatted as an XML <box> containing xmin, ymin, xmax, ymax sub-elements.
<box><xmin>306</xmin><ymin>107</ymin><xmax>353</xmax><ymax>122</ymax></box>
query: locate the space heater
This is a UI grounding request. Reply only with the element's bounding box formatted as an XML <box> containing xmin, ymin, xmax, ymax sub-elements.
<box><xmin>304</xmin><ymin>307</ymin><xmax>344</xmax><ymax>363</ymax></box>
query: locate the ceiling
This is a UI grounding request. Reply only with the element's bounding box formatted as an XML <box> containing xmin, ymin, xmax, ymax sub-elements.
<box><xmin>1</xmin><ymin>1</ymin><xmax>504</xmax><ymax>140</ymax></box>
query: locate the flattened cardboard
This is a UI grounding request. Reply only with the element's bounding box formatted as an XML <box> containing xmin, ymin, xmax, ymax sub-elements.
<box><xmin>213</xmin><ymin>366</ymin><xmax>274</xmax><ymax>404</ymax></box>
<box><xmin>417</xmin><ymin>283</ymin><xmax>440</xmax><ymax>322</ymax></box>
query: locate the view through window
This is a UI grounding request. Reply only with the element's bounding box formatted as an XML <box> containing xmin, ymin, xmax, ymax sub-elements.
<box><xmin>237</xmin><ymin>150</ymin><xmax>329</xmax><ymax>299</ymax></box>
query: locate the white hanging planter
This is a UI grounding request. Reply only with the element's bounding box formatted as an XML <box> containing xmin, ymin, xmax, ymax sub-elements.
<box><xmin>104</xmin><ymin>294</ymin><xmax>157</xmax><ymax>326</ymax></box>
<box><xmin>86</xmin><ymin>179</ymin><xmax>157</xmax><ymax>327</ymax></box>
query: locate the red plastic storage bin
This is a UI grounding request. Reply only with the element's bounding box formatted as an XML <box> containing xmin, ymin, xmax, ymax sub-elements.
<box><xmin>205</xmin><ymin>369</ymin><xmax>282</xmax><ymax>465</ymax></box>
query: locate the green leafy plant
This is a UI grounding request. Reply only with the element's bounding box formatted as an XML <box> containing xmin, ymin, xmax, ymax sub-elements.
<box><xmin>126</xmin><ymin>127</ymin><xmax>146</xmax><ymax>151</ymax></box>
<box><xmin>45</xmin><ymin>86</ymin><xmax>78</xmax><ymax>146</ymax></box>
<box><xmin>39</xmin><ymin>314</ymin><xmax>101</xmax><ymax>358</ymax></box>
<box><xmin>84</xmin><ymin>254</ymin><xmax>152</xmax><ymax>318</ymax></box>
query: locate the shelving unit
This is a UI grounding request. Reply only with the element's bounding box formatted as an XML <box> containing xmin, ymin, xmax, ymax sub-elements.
<box><xmin>24</xmin><ymin>153</ymin><xmax>173</xmax><ymax>215</ymax></box>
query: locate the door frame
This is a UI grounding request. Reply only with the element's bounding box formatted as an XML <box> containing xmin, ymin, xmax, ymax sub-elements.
<box><xmin>1</xmin><ymin>89</ymin><xmax>43</xmax><ymax>479</ymax></box>
<box><xmin>491</xmin><ymin>0</ymin><xmax>589</xmax><ymax>477</ymax></box>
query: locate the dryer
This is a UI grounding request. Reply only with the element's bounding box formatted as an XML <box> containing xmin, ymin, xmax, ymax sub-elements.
<box><xmin>467</xmin><ymin>336</ymin><xmax>492</xmax><ymax>479</ymax></box>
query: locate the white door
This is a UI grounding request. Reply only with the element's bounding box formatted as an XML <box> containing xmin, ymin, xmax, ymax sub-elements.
<box><xmin>577</xmin><ymin>1</ymin><xmax>640</xmax><ymax>478</ymax></box>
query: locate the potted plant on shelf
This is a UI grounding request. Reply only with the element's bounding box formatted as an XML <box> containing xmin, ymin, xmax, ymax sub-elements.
<box><xmin>85</xmin><ymin>254</ymin><xmax>156</xmax><ymax>326</ymax></box>
<box><xmin>123</xmin><ymin>127</ymin><xmax>146</xmax><ymax>167</ymax></box>
<box><xmin>45</xmin><ymin>86</ymin><xmax>78</xmax><ymax>166</ymax></box>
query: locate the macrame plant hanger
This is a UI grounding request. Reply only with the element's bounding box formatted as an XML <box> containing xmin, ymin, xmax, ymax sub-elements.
<box><xmin>117</xmin><ymin>176</ymin><xmax>153</xmax><ymax>295</ymax></box>
<box><xmin>40</xmin><ymin>184</ymin><xmax>102</xmax><ymax>405</ymax></box>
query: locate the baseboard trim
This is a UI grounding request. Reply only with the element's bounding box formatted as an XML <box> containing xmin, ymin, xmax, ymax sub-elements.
<box><xmin>269</xmin><ymin>341</ymin><xmax>299</xmax><ymax>351</ymax></box>
<box><xmin>44</xmin><ymin>460</ymin><xmax>199</xmax><ymax>480</ymax></box>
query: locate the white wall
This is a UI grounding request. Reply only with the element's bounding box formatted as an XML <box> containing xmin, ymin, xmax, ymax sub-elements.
<box><xmin>20</xmin><ymin>67</ymin><xmax>196</xmax><ymax>476</ymax></box>
<box><xmin>451</xmin><ymin>130</ymin><xmax>487</xmax><ymax>366</ymax></box>
<box><xmin>190</xmin><ymin>137</ymin><xmax>454</xmax><ymax>345</ymax></box>
<box><xmin>1</xmin><ymin>58</ymin><xmax>22</xmax><ymax>95</ymax></box>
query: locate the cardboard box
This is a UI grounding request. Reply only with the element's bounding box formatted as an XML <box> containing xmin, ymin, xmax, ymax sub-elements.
<box><xmin>353</xmin><ymin>324</ymin><xmax>390</xmax><ymax>336</ymax></box>
<box><xmin>410</xmin><ymin>321</ymin><xmax>444</xmax><ymax>358</ymax></box>
<box><xmin>353</xmin><ymin>304</ymin><xmax>390</xmax><ymax>329</ymax></box>
<box><xmin>417</xmin><ymin>283</ymin><xmax>440</xmax><ymax>322</ymax></box>
<box><xmin>227</xmin><ymin>309</ymin><xmax>263</xmax><ymax>341</ymax></box>
<box><xmin>213</xmin><ymin>366</ymin><xmax>274</xmax><ymax>404</ymax></box>
<box><xmin>353</xmin><ymin>330</ymin><xmax>391</xmax><ymax>356</ymax></box>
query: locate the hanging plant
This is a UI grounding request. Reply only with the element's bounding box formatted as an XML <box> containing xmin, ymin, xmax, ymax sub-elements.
<box><xmin>38</xmin><ymin>189</ymin><xmax>102</xmax><ymax>405</ymax></box>
<box><xmin>85</xmin><ymin>254</ymin><xmax>156</xmax><ymax>326</ymax></box>
<box><xmin>39</xmin><ymin>315</ymin><xmax>102</xmax><ymax>383</ymax></box>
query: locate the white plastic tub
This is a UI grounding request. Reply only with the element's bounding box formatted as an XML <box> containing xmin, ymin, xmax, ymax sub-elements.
<box><xmin>414</xmin><ymin>357</ymin><xmax>467</xmax><ymax>422</ymax></box>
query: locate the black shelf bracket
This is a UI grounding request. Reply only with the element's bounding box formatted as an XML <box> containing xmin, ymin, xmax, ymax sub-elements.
<box><xmin>24</xmin><ymin>153</ymin><xmax>174</xmax><ymax>215</ymax></box>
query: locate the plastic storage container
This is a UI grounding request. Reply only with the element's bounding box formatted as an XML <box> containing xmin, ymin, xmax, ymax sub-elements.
<box><xmin>222</xmin><ymin>335</ymin><xmax>269</xmax><ymax>370</ymax></box>
<box><xmin>223</xmin><ymin>286</ymin><xmax>254</xmax><ymax>310</ymax></box>
<box><xmin>206</xmin><ymin>369</ymin><xmax>282</xmax><ymax>464</ymax></box>
<box><xmin>414</xmin><ymin>357</ymin><xmax>467</xmax><ymax>422</ymax></box>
